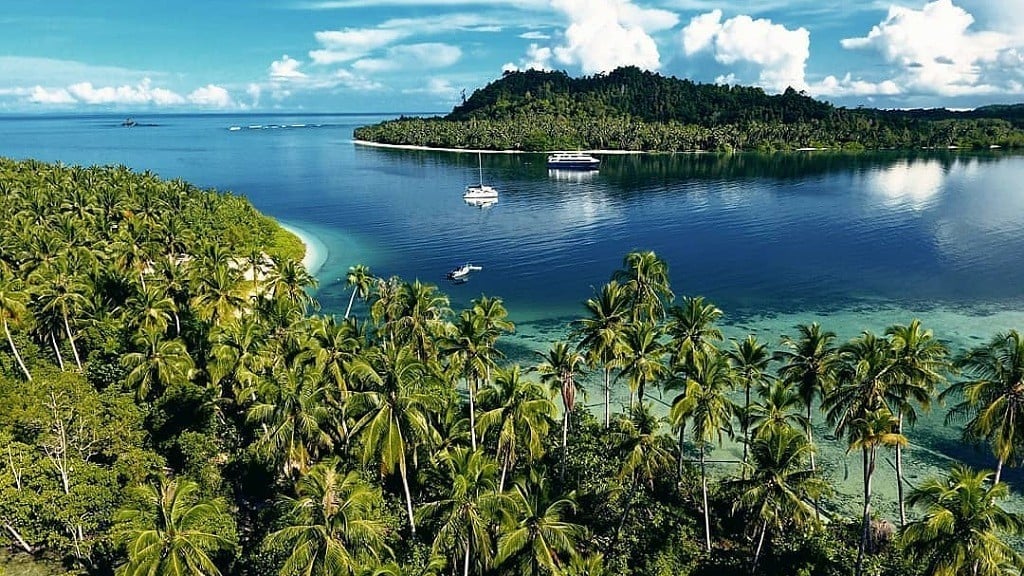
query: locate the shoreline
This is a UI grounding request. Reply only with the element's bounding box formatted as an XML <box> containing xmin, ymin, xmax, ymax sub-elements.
<box><xmin>351</xmin><ymin>139</ymin><xmax>650</xmax><ymax>155</ymax></box>
<box><xmin>277</xmin><ymin>221</ymin><xmax>328</xmax><ymax>276</ymax></box>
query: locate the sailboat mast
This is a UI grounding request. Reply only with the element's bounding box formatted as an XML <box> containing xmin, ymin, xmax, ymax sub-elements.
<box><xmin>478</xmin><ymin>152</ymin><xmax>483</xmax><ymax>185</ymax></box>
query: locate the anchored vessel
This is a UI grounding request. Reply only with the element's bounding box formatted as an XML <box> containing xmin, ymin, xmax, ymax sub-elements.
<box><xmin>447</xmin><ymin>263</ymin><xmax>482</xmax><ymax>281</ymax></box>
<box><xmin>546</xmin><ymin>151</ymin><xmax>600</xmax><ymax>170</ymax></box>
<box><xmin>464</xmin><ymin>153</ymin><xmax>498</xmax><ymax>200</ymax></box>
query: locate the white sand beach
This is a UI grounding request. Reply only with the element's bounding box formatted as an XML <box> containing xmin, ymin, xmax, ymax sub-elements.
<box><xmin>278</xmin><ymin>221</ymin><xmax>328</xmax><ymax>276</ymax></box>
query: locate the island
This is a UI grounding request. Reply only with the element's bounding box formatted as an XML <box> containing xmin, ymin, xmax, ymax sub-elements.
<box><xmin>354</xmin><ymin>66</ymin><xmax>1024</xmax><ymax>152</ymax></box>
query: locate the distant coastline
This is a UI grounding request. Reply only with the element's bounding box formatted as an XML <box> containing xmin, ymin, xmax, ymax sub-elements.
<box><xmin>353</xmin><ymin>139</ymin><xmax>653</xmax><ymax>155</ymax></box>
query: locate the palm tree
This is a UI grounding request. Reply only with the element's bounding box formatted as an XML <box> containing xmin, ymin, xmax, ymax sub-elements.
<box><xmin>612</xmin><ymin>403</ymin><xmax>674</xmax><ymax>541</ymax></box>
<box><xmin>121</xmin><ymin>329</ymin><xmax>195</xmax><ymax>400</ymax></box>
<box><xmin>0</xmin><ymin>272</ymin><xmax>32</xmax><ymax>380</ymax></box>
<box><xmin>535</xmin><ymin>342</ymin><xmax>585</xmax><ymax>479</ymax></box>
<box><xmin>886</xmin><ymin>319</ymin><xmax>947</xmax><ymax>526</ymax></box>
<box><xmin>574</xmin><ymin>280</ymin><xmax>628</xmax><ymax>428</ymax></box>
<box><xmin>266</xmin><ymin>460</ymin><xmax>390</xmax><ymax>576</ymax></box>
<box><xmin>392</xmin><ymin>280</ymin><xmax>449</xmax><ymax>363</ymax></box>
<box><xmin>848</xmin><ymin>409</ymin><xmax>906</xmax><ymax>576</ymax></box>
<box><xmin>125</xmin><ymin>284</ymin><xmax>178</xmax><ymax>336</ymax></box>
<box><xmin>942</xmin><ymin>330</ymin><xmax>1024</xmax><ymax>485</ymax></box>
<box><xmin>748</xmin><ymin>379</ymin><xmax>809</xmax><ymax>439</ymax></box>
<box><xmin>30</xmin><ymin>258</ymin><xmax>90</xmax><ymax>370</ymax></box>
<box><xmin>618</xmin><ymin>321</ymin><xmax>666</xmax><ymax>405</ymax></box>
<box><xmin>264</xmin><ymin>258</ymin><xmax>319</xmax><ymax>313</ymax></box>
<box><xmin>902</xmin><ymin>465</ymin><xmax>1024</xmax><ymax>576</ymax></box>
<box><xmin>611</xmin><ymin>250</ymin><xmax>674</xmax><ymax>323</ymax></box>
<box><xmin>191</xmin><ymin>263</ymin><xmax>245</xmax><ymax>326</ymax></box>
<box><xmin>209</xmin><ymin>316</ymin><xmax>269</xmax><ymax>403</ymax></box>
<box><xmin>248</xmin><ymin>363</ymin><xmax>336</xmax><ymax>477</ymax></box>
<box><xmin>495</xmin><ymin>477</ymin><xmax>585</xmax><ymax>576</ymax></box>
<box><xmin>418</xmin><ymin>447</ymin><xmax>511</xmax><ymax>576</ymax></box>
<box><xmin>733</xmin><ymin>425</ymin><xmax>826</xmax><ymax>572</ymax></box>
<box><xmin>349</xmin><ymin>344</ymin><xmax>441</xmax><ymax>535</ymax></box>
<box><xmin>476</xmin><ymin>365</ymin><xmax>556</xmax><ymax>492</ymax></box>
<box><xmin>344</xmin><ymin>264</ymin><xmax>374</xmax><ymax>319</ymax></box>
<box><xmin>309</xmin><ymin>315</ymin><xmax>364</xmax><ymax>447</ymax></box>
<box><xmin>470</xmin><ymin>295</ymin><xmax>514</xmax><ymax>382</ymax></box>
<box><xmin>665</xmin><ymin>295</ymin><xmax>723</xmax><ymax>368</ymax></box>
<box><xmin>726</xmin><ymin>335</ymin><xmax>771</xmax><ymax>473</ymax></box>
<box><xmin>115</xmin><ymin>477</ymin><xmax>237</xmax><ymax>576</ymax></box>
<box><xmin>442</xmin><ymin>311</ymin><xmax>493</xmax><ymax>450</ymax></box>
<box><xmin>671</xmin><ymin>350</ymin><xmax>735</xmax><ymax>552</ymax></box>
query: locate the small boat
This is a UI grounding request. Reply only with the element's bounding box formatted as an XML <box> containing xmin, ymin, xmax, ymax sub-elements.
<box><xmin>121</xmin><ymin>118</ymin><xmax>137</xmax><ymax>128</ymax></box>
<box><xmin>464</xmin><ymin>196</ymin><xmax>498</xmax><ymax>208</ymax></box>
<box><xmin>447</xmin><ymin>263</ymin><xmax>482</xmax><ymax>281</ymax></box>
<box><xmin>546</xmin><ymin>151</ymin><xmax>600</xmax><ymax>170</ymax></box>
<box><xmin>464</xmin><ymin>153</ymin><xmax>498</xmax><ymax>200</ymax></box>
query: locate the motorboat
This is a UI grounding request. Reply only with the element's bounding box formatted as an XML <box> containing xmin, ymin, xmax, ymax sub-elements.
<box><xmin>464</xmin><ymin>152</ymin><xmax>498</xmax><ymax>200</ymax></box>
<box><xmin>121</xmin><ymin>118</ymin><xmax>137</xmax><ymax>128</ymax></box>
<box><xmin>546</xmin><ymin>151</ymin><xmax>600</xmax><ymax>170</ymax></box>
<box><xmin>447</xmin><ymin>263</ymin><xmax>482</xmax><ymax>281</ymax></box>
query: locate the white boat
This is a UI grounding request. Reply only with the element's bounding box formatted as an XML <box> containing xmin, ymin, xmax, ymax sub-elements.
<box><xmin>464</xmin><ymin>196</ymin><xmax>498</xmax><ymax>208</ymax></box>
<box><xmin>464</xmin><ymin>153</ymin><xmax>498</xmax><ymax>200</ymax></box>
<box><xmin>447</xmin><ymin>263</ymin><xmax>482</xmax><ymax>280</ymax></box>
<box><xmin>546</xmin><ymin>151</ymin><xmax>601</xmax><ymax>170</ymax></box>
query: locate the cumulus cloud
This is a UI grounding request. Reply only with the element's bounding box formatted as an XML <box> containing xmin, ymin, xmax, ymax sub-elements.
<box><xmin>29</xmin><ymin>86</ymin><xmax>76</xmax><ymax>105</ymax></box>
<box><xmin>840</xmin><ymin>0</ymin><xmax>1023</xmax><ymax>97</ymax></box>
<box><xmin>813</xmin><ymin>73</ymin><xmax>901</xmax><ymax>97</ymax></box>
<box><xmin>269</xmin><ymin>55</ymin><xmax>307</xmax><ymax>79</ymax></box>
<box><xmin>502</xmin><ymin>43</ymin><xmax>554</xmax><ymax>72</ymax></box>
<box><xmin>352</xmin><ymin>43</ymin><xmax>462</xmax><ymax>73</ymax></box>
<box><xmin>66</xmin><ymin>79</ymin><xmax>186</xmax><ymax>106</ymax></box>
<box><xmin>188</xmin><ymin>85</ymin><xmax>234</xmax><ymax>108</ymax></box>
<box><xmin>544</xmin><ymin>0</ymin><xmax>678</xmax><ymax>74</ymax></box>
<box><xmin>519</xmin><ymin>30</ymin><xmax>551</xmax><ymax>40</ymax></box>
<box><xmin>309</xmin><ymin>28</ymin><xmax>407</xmax><ymax>64</ymax></box>
<box><xmin>680</xmin><ymin>9</ymin><xmax>810</xmax><ymax>92</ymax></box>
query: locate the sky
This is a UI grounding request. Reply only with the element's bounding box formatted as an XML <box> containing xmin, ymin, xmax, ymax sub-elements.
<box><xmin>1</xmin><ymin>0</ymin><xmax>1023</xmax><ymax>113</ymax></box>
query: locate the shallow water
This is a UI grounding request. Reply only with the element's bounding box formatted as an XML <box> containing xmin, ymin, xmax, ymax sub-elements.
<box><xmin>3</xmin><ymin>113</ymin><xmax>1024</xmax><ymax>514</ymax></box>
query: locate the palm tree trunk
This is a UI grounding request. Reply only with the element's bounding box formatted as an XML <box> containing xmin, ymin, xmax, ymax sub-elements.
<box><xmin>63</xmin><ymin>313</ymin><xmax>82</xmax><ymax>370</ymax></box>
<box><xmin>742</xmin><ymin>381</ymin><xmax>750</xmax><ymax>479</ymax></box>
<box><xmin>753</xmin><ymin>518</ymin><xmax>768</xmax><ymax>573</ymax></box>
<box><xmin>468</xmin><ymin>377</ymin><xmax>478</xmax><ymax>450</ymax></box>
<box><xmin>50</xmin><ymin>331</ymin><xmax>65</xmax><ymax>371</ymax></box>
<box><xmin>995</xmin><ymin>457</ymin><xmax>1004</xmax><ymax>485</ymax></box>
<box><xmin>896</xmin><ymin>410</ymin><xmax>906</xmax><ymax>527</ymax></box>
<box><xmin>400</xmin><ymin>463</ymin><xmax>416</xmax><ymax>536</ymax></box>
<box><xmin>463</xmin><ymin>540</ymin><xmax>471</xmax><ymax>576</ymax></box>
<box><xmin>856</xmin><ymin>447</ymin><xmax>872</xmax><ymax>576</ymax></box>
<box><xmin>499</xmin><ymin>459</ymin><xmax>508</xmax><ymax>493</ymax></box>
<box><xmin>637</xmin><ymin>375</ymin><xmax>645</xmax><ymax>405</ymax></box>
<box><xmin>701</xmin><ymin>448</ymin><xmax>711</xmax><ymax>552</ymax></box>
<box><xmin>614</xmin><ymin>479</ymin><xmax>639</xmax><ymax>543</ymax></box>
<box><xmin>677</xmin><ymin>426</ymin><xmax>686</xmax><ymax>480</ymax></box>
<box><xmin>561</xmin><ymin>408</ymin><xmax>569</xmax><ymax>480</ymax></box>
<box><xmin>807</xmin><ymin>404</ymin><xmax>819</xmax><ymax>521</ymax></box>
<box><xmin>345</xmin><ymin>289</ymin><xmax>357</xmax><ymax>318</ymax></box>
<box><xmin>173</xmin><ymin>311</ymin><xmax>180</xmax><ymax>335</ymax></box>
<box><xmin>3</xmin><ymin>319</ymin><xmax>31</xmax><ymax>381</ymax></box>
<box><xmin>604</xmin><ymin>367</ymin><xmax>611</xmax><ymax>428</ymax></box>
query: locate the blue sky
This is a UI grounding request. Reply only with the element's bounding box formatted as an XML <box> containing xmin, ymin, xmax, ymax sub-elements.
<box><xmin>1</xmin><ymin>0</ymin><xmax>1022</xmax><ymax>113</ymax></box>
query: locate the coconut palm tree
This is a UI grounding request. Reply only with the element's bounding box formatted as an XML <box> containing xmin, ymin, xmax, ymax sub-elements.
<box><xmin>392</xmin><ymin>280</ymin><xmax>449</xmax><ymax>363</ymax></box>
<box><xmin>266</xmin><ymin>459</ymin><xmax>390</xmax><ymax>576</ymax></box>
<box><xmin>666</xmin><ymin>295</ymin><xmax>723</xmax><ymax>369</ymax></box>
<box><xmin>121</xmin><ymin>329</ymin><xmax>195</xmax><ymax>400</ymax></box>
<box><xmin>748</xmin><ymin>378</ymin><xmax>810</xmax><ymax>439</ymax></box>
<box><xmin>848</xmin><ymin>409</ymin><xmax>906</xmax><ymax>576</ymax></box>
<box><xmin>671</xmin><ymin>350</ymin><xmax>735</xmax><ymax>552</ymax></box>
<box><xmin>618</xmin><ymin>321</ymin><xmax>666</xmax><ymax>405</ymax></box>
<box><xmin>574</xmin><ymin>280</ymin><xmax>628</xmax><ymax>428</ymax></box>
<box><xmin>612</xmin><ymin>250</ymin><xmax>674</xmax><ymax>323</ymax></box>
<box><xmin>941</xmin><ymin>330</ymin><xmax>1024</xmax><ymax>485</ymax></box>
<box><xmin>264</xmin><ymin>258</ymin><xmax>319</xmax><ymax>313</ymax></box>
<box><xmin>349</xmin><ymin>344</ymin><xmax>441</xmax><ymax>535</ymax></box>
<box><xmin>418</xmin><ymin>447</ymin><xmax>511</xmax><ymax>576</ymax></box>
<box><xmin>125</xmin><ymin>284</ymin><xmax>178</xmax><ymax>336</ymax></box>
<box><xmin>612</xmin><ymin>403</ymin><xmax>674</xmax><ymax>541</ymax></box>
<box><xmin>0</xmin><ymin>272</ymin><xmax>33</xmax><ymax>380</ymax></box>
<box><xmin>733</xmin><ymin>425</ymin><xmax>826</xmax><ymax>572</ymax></box>
<box><xmin>442</xmin><ymin>311</ymin><xmax>493</xmax><ymax>450</ymax></box>
<box><xmin>344</xmin><ymin>264</ymin><xmax>375</xmax><ymax>319</ymax></box>
<box><xmin>30</xmin><ymin>257</ymin><xmax>90</xmax><ymax>370</ymax></box>
<box><xmin>902</xmin><ymin>465</ymin><xmax>1024</xmax><ymax>576</ymax></box>
<box><xmin>776</xmin><ymin>322</ymin><xmax>839</xmax><ymax>476</ymax></box>
<box><xmin>535</xmin><ymin>342</ymin><xmax>585</xmax><ymax>479</ymax></box>
<box><xmin>191</xmin><ymin>263</ymin><xmax>245</xmax><ymax>327</ymax></box>
<box><xmin>309</xmin><ymin>315</ymin><xmax>365</xmax><ymax>447</ymax></box>
<box><xmin>476</xmin><ymin>365</ymin><xmax>556</xmax><ymax>492</ymax></box>
<box><xmin>886</xmin><ymin>319</ymin><xmax>947</xmax><ymax>526</ymax></box>
<box><xmin>495</xmin><ymin>476</ymin><xmax>585</xmax><ymax>576</ymax></box>
<box><xmin>726</xmin><ymin>335</ymin><xmax>771</xmax><ymax>472</ymax></box>
<box><xmin>115</xmin><ymin>477</ymin><xmax>237</xmax><ymax>576</ymax></box>
<box><xmin>470</xmin><ymin>295</ymin><xmax>514</xmax><ymax>381</ymax></box>
<box><xmin>248</xmin><ymin>363</ymin><xmax>336</xmax><ymax>477</ymax></box>
<box><xmin>209</xmin><ymin>316</ymin><xmax>269</xmax><ymax>403</ymax></box>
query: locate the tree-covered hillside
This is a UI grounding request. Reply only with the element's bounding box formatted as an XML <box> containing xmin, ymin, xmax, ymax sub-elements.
<box><xmin>354</xmin><ymin>67</ymin><xmax>1024</xmax><ymax>151</ymax></box>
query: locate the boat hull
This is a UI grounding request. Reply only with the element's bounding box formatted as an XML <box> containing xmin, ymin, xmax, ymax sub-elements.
<box><xmin>546</xmin><ymin>160</ymin><xmax>600</xmax><ymax>170</ymax></box>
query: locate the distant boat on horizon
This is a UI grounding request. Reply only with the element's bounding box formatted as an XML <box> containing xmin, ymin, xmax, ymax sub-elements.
<box><xmin>121</xmin><ymin>118</ymin><xmax>137</xmax><ymax>128</ymax></box>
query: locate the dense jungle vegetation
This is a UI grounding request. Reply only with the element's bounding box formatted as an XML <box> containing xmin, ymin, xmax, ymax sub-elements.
<box><xmin>353</xmin><ymin>67</ymin><xmax>1024</xmax><ymax>151</ymax></box>
<box><xmin>0</xmin><ymin>158</ymin><xmax>1022</xmax><ymax>576</ymax></box>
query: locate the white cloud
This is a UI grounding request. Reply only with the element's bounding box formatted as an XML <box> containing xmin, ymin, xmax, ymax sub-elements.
<box><xmin>814</xmin><ymin>73</ymin><xmax>901</xmax><ymax>97</ymax></box>
<box><xmin>403</xmin><ymin>77</ymin><xmax>460</xmax><ymax>99</ymax></box>
<box><xmin>547</xmin><ymin>0</ymin><xmax>677</xmax><ymax>74</ymax></box>
<box><xmin>309</xmin><ymin>28</ymin><xmax>407</xmax><ymax>64</ymax></box>
<box><xmin>333</xmin><ymin>69</ymin><xmax>384</xmax><ymax>91</ymax></box>
<box><xmin>503</xmin><ymin>43</ymin><xmax>554</xmax><ymax>72</ymax></box>
<box><xmin>188</xmin><ymin>85</ymin><xmax>234</xmax><ymax>108</ymax></box>
<box><xmin>29</xmin><ymin>86</ymin><xmax>75</xmax><ymax>105</ymax></box>
<box><xmin>270</xmin><ymin>55</ymin><xmax>307</xmax><ymax>79</ymax></box>
<box><xmin>519</xmin><ymin>30</ymin><xmax>551</xmax><ymax>40</ymax></box>
<box><xmin>840</xmin><ymin>0</ymin><xmax>1023</xmax><ymax>97</ymax></box>
<box><xmin>680</xmin><ymin>10</ymin><xmax>810</xmax><ymax>92</ymax></box>
<box><xmin>352</xmin><ymin>43</ymin><xmax>462</xmax><ymax>73</ymax></box>
<box><xmin>66</xmin><ymin>78</ymin><xmax>186</xmax><ymax>106</ymax></box>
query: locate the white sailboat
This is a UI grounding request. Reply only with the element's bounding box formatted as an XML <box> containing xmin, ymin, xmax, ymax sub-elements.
<box><xmin>464</xmin><ymin>152</ymin><xmax>498</xmax><ymax>201</ymax></box>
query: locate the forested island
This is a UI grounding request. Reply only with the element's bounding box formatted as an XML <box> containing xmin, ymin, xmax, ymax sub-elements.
<box><xmin>0</xmin><ymin>157</ymin><xmax>1023</xmax><ymax>576</ymax></box>
<box><xmin>354</xmin><ymin>67</ymin><xmax>1024</xmax><ymax>152</ymax></box>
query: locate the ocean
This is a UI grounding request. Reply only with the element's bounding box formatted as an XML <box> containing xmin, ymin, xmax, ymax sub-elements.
<box><xmin>3</xmin><ymin>112</ymin><xmax>1024</xmax><ymax>514</ymax></box>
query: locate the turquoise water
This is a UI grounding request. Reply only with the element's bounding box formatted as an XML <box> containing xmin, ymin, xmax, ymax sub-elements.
<box><xmin>3</xmin><ymin>113</ymin><xmax>1024</xmax><ymax>513</ymax></box>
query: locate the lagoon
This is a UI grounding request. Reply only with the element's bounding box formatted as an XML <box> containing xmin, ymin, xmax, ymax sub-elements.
<box><xmin>3</xmin><ymin>112</ymin><xmax>1024</xmax><ymax>514</ymax></box>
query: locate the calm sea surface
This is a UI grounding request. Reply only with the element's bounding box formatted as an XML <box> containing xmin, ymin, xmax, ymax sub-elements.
<box><xmin>3</xmin><ymin>113</ymin><xmax>1024</xmax><ymax>510</ymax></box>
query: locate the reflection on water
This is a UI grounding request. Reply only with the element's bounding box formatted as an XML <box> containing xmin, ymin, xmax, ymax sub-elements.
<box><xmin>548</xmin><ymin>168</ymin><xmax>598</xmax><ymax>182</ymax></box>
<box><xmin>868</xmin><ymin>159</ymin><xmax>944</xmax><ymax>210</ymax></box>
